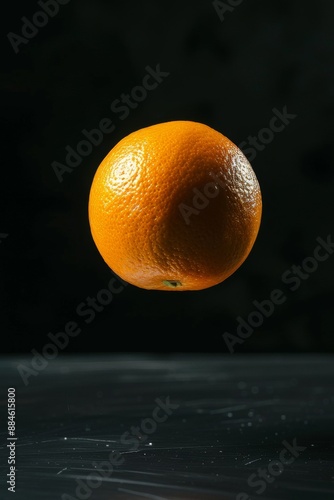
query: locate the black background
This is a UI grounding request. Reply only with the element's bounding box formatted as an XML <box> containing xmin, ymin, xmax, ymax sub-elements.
<box><xmin>1</xmin><ymin>0</ymin><xmax>334</xmax><ymax>355</ymax></box>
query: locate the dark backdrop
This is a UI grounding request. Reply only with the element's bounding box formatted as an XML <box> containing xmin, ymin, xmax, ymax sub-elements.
<box><xmin>1</xmin><ymin>0</ymin><xmax>334</xmax><ymax>354</ymax></box>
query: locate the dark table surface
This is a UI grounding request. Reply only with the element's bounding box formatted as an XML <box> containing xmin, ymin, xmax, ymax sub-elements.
<box><xmin>1</xmin><ymin>354</ymin><xmax>334</xmax><ymax>500</ymax></box>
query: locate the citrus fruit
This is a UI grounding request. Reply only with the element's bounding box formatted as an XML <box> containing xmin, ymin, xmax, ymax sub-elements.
<box><xmin>88</xmin><ymin>121</ymin><xmax>262</xmax><ymax>291</ymax></box>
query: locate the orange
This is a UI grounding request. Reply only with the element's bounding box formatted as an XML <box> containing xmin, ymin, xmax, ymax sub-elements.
<box><xmin>88</xmin><ymin>121</ymin><xmax>262</xmax><ymax>291</ymax></box>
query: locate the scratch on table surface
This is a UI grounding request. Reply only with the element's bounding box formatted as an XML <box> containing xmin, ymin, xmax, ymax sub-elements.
<box><xmin>68</xmin><ymin>437</ymin><xmax>118</xmax><ymax>443</ymax></box>
<box><xmin>57</xmin><ymin>467</ymin><xmax>68</xmax><ymax>475</ymax></box>
<box><xmin>0</xmin><ymin>440</ymin><xmax>55</xmax><ymax>450</ymax></box>
<box><xmin>120</xmin><ymin>449</ymin><xmax>144</xmax><ymax>455</ymax></box>
<box><xmin>65</xmin><ymin>474</ymin><xmax>219</xmax><ymax>494</ymax></box>
<box><xmin>0</xmin><ymin>437</ymin><xmax>118</xmax><ymax>450</ymax></box>
<box><xmin>39</xmin><ymin>437</ymin><xmax>118</xmax><ymax>444</ymax></box>
<box><xmin>119</xmin><ymin>487</ymin><xmax>168</xmax><ymax>499</ymax></box>
<box><xmin>118</xmin><ymin>470</ymin><xmax>163</xmax><ymax>477</ymax></box>
<box><xmin>0</xmin><ymin>441</ymin><xmax>35</xmax><ymax>450</ymax></box>
<box><xmin>119</xmin><ymin>445</ymin><xmax>206</xmax><ymax>455</ymax></box>
<box><xmin>210</xmin><ymin>399</ymin><xmax>280</xmax><ymax>414</ymax></box>
<box><xmin>244</xmin><ymin>458</ymin><xmax>262</xmax><ymax>466</ymax></box>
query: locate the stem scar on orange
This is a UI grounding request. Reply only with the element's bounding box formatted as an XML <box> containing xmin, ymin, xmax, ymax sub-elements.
<box><xmin>88</xmin><ymin>121</ymin><xmax>262</xmax><ymax>291</ymax></box>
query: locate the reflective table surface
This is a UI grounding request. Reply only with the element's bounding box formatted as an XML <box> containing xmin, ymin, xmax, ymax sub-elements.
<box><xmin>1</xmin><ymin>354</ymin><xmax>334</xmax><ymax>499</ymax></box>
